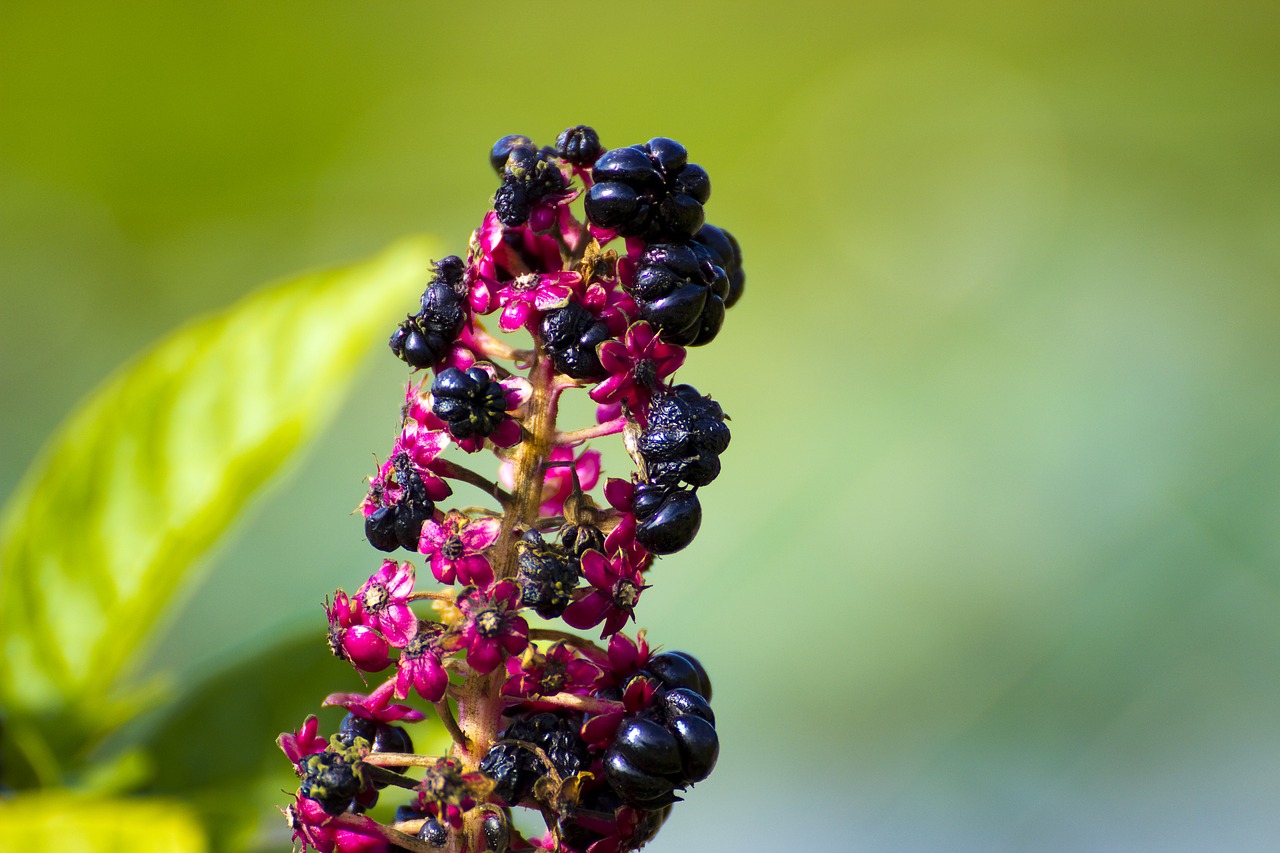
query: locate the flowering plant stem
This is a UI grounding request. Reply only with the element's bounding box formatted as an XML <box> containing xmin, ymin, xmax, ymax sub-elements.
<box><xmin>278</xmin><ymin>126</ymin><xmax>744</xmax><ymax>853</ymax></box>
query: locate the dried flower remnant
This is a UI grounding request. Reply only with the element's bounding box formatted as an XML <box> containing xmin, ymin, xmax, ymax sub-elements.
<box><xmin>277</xmin><ymin>127</ymin><xmax>745</xmax><ymax>852</ymax></box>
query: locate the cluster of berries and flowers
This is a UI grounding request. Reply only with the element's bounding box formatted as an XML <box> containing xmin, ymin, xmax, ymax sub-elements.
<box><xmin>278</xmin><ymin>126</ymin><xmax>744</xmax><ymax>853</ymax></box>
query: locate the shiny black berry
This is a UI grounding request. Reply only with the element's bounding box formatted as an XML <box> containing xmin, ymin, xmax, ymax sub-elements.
<box><xmin>515</xmin><ymin>530</ymin><xmax>579</xmax><ymax>619</ymax></box>
<box><xmin>540</xmin><ymin>302</ymin><xmax>611</xmax><ymax>381</ymax></box>
<box><xmin>554</xmin><ymin>125</ymin><xmax>603</xmax><ymax>167</ymax></box>
<box><xmin>644</xmin><ymin>651</ymin><xmax>713</xmax><ymax>701</ymax></box>
<box><xmin>337</xmin><ymin>712</ymin><xmax>377</xmax><ymax>746</ymax></box>
<box><xmin>418</xmin><ymin>817</ymin><xmax>449</xmax><ymax>847</ymax></box>
<box><xmin>638</xmin><ymin>385</ymin><xmax>730</xmax><ymax>488</ymax></box>
<box><xmin>585</xmin><ymin>138</ymin><xmax>711</xmax><ymax>242</ymax></box>
<box><xmin>669</xmin><ymin>714</ymin><xmax>718</xmax><ymax>783</ymax></box>
<box><xmin>628</xmin><ymin>241</ymin><xmax>729</xmax><ymax>346</ymax></box>
<box><xmin>479</xmin><ymin>713</ymin><xmax>586</xmax><ymax>804</ymax></box>
<box><xmin>661</xmin><ymin>687</ymin><xmax>715</xmax><ymax>725</ymax></box>
<box><xmin>493</xmin><ymin>141</ymin><xmax>568</xmax><ymax>227</ymax></box>
<box><xmin>364</xmin><ymin>506</ymin><xmax>399</xmax><ymax>552</ymax></box>
<box><xmin>482</xmin><ymin>809</ymin><xmax>511</xmax><ymax>852</ymax></box>
<box><xmin>613</xmin><ymin>717</ymin><xmax>683</xmax><ymax>777</ymax></box>
<box><xmin>693</xmin><ymin>224</ymin><xmax>744</xmax><ymax>309</ymax></box>
<box><xmin>633</xmin><ymin>486</ymin><xmax>701</xmax><ymax>555</ymax></box>
<box><xmin>490</xmin><ymin>134</ymin><xmax>536</xmax><ymax>174</ymax></box>
<box><xmin>603</xmin><ymin>749</ymin><xmax>680</xmax><ymax>808</ymax></box>
<box><xmin>431</xmin><ymin>367</ymin><xmax>508</xmax><ymax>440</ymax></box>
<box><xmin>390</xmin><ymin>278</ymin><xmax>467</xmax><ymax>370</ymax></box>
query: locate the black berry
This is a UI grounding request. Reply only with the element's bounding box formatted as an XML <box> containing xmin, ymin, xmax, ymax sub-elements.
<box><xmin>627</xmin><ymin>241</ymin><xmax>730</xmax><ymax>347</ymax></box>
<box><xmin>490</xmin><ymin>134</ymin><xmax>536</xmax><ymax>175</ymax></box>
<box><xmin>389</xmin><ymin>268</ymin><xmax>467</xmax><ymax>370</ymax></box>
<box><xmin>540</xmin><ymin>302</ymin><xmax>611</xmax><ymax>381</ymax></box>
<box><xmin>418</xmin><ymin>817</ymin><xmax>449</xmax><ymax>847</ymax></box>
<box><xmin>431</xmin><ymin>366</ymin><xmax>508</xmax><ymax>440</ymax></box>
<box><xmin>515</xmin><ymin>530</ymin><xmax>580</xmax><ymax>619</ymax></box>
<box><xmin>633</xmin><ymin>485</ymin><xmax>701</xmax><ymax>555</ymax></box>
<box><xmin>554</xmin><ymin>125</ymin><xmax>603</xmax><ymax>167</ymax></box>
<box><xmin>643</xmin><ymin>651</ymin><xmax>713</xmax><ymax>701</ymax></box>
<box><xmin>637</xmin><ymin>385</ymin><xmax>731</xmax><ymax>488</ymax></box>
<box><xmin>585</xmin><ymin>138</ymin><xmax>711</xmax><ymax>242</ymax></box>
<box><xmin>693</xmin><ymin>224</ymin><xmax>744</xmax><ymax>309</ymax></box>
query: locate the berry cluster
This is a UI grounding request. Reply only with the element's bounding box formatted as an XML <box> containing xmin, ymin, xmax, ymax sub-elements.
<box><xmin>278</xmin><ymin>126</ymin><xmax>744</xmax><ymax>853</ymax></box>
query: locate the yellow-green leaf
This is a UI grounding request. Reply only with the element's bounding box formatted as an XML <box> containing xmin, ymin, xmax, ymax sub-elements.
<box><xmin>0</xmin><ymin>793</ymin><xmax>207</xmax><ymax>853</ymax></box>
<box><xmin>0</xmin><ymin>236</ymin><xmax>438</xmax><ymax>724</ymax></box>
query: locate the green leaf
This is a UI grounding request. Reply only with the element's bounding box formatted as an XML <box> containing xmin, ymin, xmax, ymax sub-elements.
<box><xmin>134</xmin><ymin>629</ymin><xmax>449</xmax><ymax>853</ymax></box>
<box><xmin>0</xmin><ymin>793</ymin><xmax>207</xmax><ymax>853</ymax></box>
<box><xmin>0</xmin><ymin>237</ymin><xmax>438</xmax><ymax>728</ymax></box>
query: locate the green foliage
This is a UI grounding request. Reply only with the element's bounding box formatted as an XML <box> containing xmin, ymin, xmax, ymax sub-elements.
<box><xmin>0</xmin><ymin>793</ymin><xmax>207</xmax><ymax>853</ymax></box>
<box><xmin>0</xmin><ymin>237</ymin><xmax>438</xmax><ymax>786</ymax></box>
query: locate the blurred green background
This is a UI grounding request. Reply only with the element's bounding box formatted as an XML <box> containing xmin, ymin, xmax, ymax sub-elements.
<box><xmin>3</xmin><ymin>1</ymin><xmax>1280</xmax><ymax>849</ymax></box>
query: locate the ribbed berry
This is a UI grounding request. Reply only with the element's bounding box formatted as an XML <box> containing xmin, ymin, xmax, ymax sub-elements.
<box><xmin>336</xmin><ymin>713</ymin><xmax>413</xmax><ymax>778</ymax></box>
<box><xmin>602</xmin><ymin>681</ymin><xmax>719</xmax><ymax>808</ymax></box>
<box><xmin>627</xmin><ymin>241</ymin><xmax>729</xmax><ymax>347</ymax></box>
<box><xmin>585</xmin><ymin>138</ymin><xmax>710</xmax><ymax>242</ymax></box>
<box><xmin>299</xmin><ymin>749</ymin><xmax>365</xmax><ymax>816</ymax></box>
<box><xmin>493</xmin><ymin>141</ymin><xmax>569</xmax><ymax>227</ymax></box>
<box><xmin>540</xmin><ymin>302</ymin><xmax>611</xmax><ymax>380</ymax></box>
<box><xmin>482</xmin><ymin>810</ymin><xmax>511</xmax><ymax>852</ymax></box>
<box><xmin>515</xmin><ymin>530</ymin><xmax>579</xmax><ymax>619</ymax></box>
<box><xmin>632</xmin><ymin>483</ymin><xmax>701</xmax><ymax>555</ymax></box>
<box><xmin>642</xmin><ymin>651</ymin><xmax>713</xmax><ymax>701</ymax></box>
<box><xmin>637</xmin><ymin>384</ymin><xmax>730</xmax><ymax>487</ymax></box>
<box><xmin>365</xmin><ymin>453</ymin><xmax>437</xmax><ymax>552</ymax></box>
<box><xmin>431</xmin><ymin>367</ymin><xmax>508</xmax><ymax>440</ymax></box>
<box><xmin>389</xmin><ymin>260</ymin><xmax>468</xmax><ymax>370</ymax></box>
<box><xmin>489</xmin><ymin>134</ymin><xmax>536</xmax><ymax>175</ymax></box>
<box><xmin>560</xmin><ymin>521</ymin><xmax>606</xmax><ymax>559</ymax></box>
<box><xmin>479</xmin><ymin>712</ymin><xmax>587</xmax><ymax>805</ymax></box>
<box><xmin>418</xmin><ymin>817</ymin><xmax>449</xmax><ymax>847</ymax></box>
<box><xmin>692</xmin><ymin>224</ymin><xmax>744</xmax><ymax>309</ymax></box>
<box><xmin>554</xmin><ymin>125</ymin><xmax>603</xmax><ymax>167</ymax></box>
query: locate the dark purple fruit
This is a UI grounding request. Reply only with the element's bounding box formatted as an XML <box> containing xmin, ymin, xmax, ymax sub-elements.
<box><xmin>613</xmin><ymin>717</ymin><xmax>683</xmax><ymax>777</ymax></box>
<box><xmin>670</xmin><ymin>714</ymin><xmax>718</xmax><ymax>782</ymax></box>
<box><xmin>603</xmin><ymin>749</ymin><xmax>679</xmax><ymax>808</ymax></box>
<box><xmin>634</xmin><ymin>489</ymin><xmax>701</xmax><ymax>555</ymax></box>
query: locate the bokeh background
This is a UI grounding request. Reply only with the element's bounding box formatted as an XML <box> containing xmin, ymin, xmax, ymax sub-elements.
<box><xmin>4</xmin><ymin>1</ymin><xmax>1280</xmax><ymax>850</ymax></box>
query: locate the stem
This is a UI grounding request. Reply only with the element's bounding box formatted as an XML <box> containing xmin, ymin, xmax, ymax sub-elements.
<box><xmin>435</xmin><ymin>699</ymin><xmax>471</xmax><ymax>753</ymax></box>
<box><xmin>529</xmin><ymin>628</ymin><xmax>606</xmax><ymax>656</ymax></box>
<box><xmin>521</xmin><ymin>692</ymin><xmax>624</xmax><ymax>715</ymax></box>
<box><xmin>408</xmin><ymin>590</ymin><xmax>456</xmax><ymax>602</ymax></box>
<box><xmin>554</xmin><ymin>415</ymin><xmax>626</xmax><ymax>446</ymax></box>
<box><xmin>361</xmin><ymin>764</ymin><xmax>420</xmax><ymax>790</ymax></box>
<box><xmin>327</xmin><ymin>813</ymin><xmax>440</xmax><ymax>853</ymax></box>
<box><xmin>361</xmin><ymin>752</ymin><xmax>441</xmax><ymax>767</ymax></box>
<box><xmin>432</xmin><ymin>459</ymin><xmax>512</xmax><ymax>508</ymax></box>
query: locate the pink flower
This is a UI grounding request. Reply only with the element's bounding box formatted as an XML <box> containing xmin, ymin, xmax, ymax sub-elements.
<box><xmin>581</xmin><ymin>675</ymin><xmax>658</xmax><ymax>749</ymax></box>
<box><xmin>602</xmin><ymin>478</ymin><xmax>640</xmax><ymax>559</ymax></box>
<box><xmin>500</xmin><ymin>446</ymin><xmax>601</xmax><ymax>518</ymax></box>
<box><xmin>325</xmin><ymin>591</ymin><xmax>391</xmax><ymax>673</ymax></box>
<box><xmin>467</xmin><ymin>212</ymin><xmax>565</xmax><ymax>316</ymax></box>
<box><xmin>589</xmin><ymin>322</ymin><xmax>685</xmax><ymax>416</ymax></box>
<box><xmin>354</xmin><ymin>561</ymin><xmax>418</xmax><ymax>648</ymax></box>
<box><xmin>286</xmin><ymin>796</ymin><xmax>390</xmax><ymax>853</ymax></box>
<box><xmin>323</xmin><ymin>681</ymin><xmax>426</xmax><ymax>724</ymax></box>
<box><xmin>495</xmin><ymin>270</ymin><xmax>581</xmax><ymax>333</ymax></box>
<box><xmin>598</xmin><ymin>630</ymin><xmax>652</xmax><ymax>690</ymax></box>
<box><xmin>562</xmin><ymin>550</ymin><xmax>648</xmax><ymax>638</ymax></box>
<box><xmin>278</xmin><ymin>716</ymin><xmax>327</xmax><ymax>771</ymax></box>
<box><xmin>502</xmin><ymin>641</ymin><xmax>603</xmax><ymax>700</ymax></box>
<box><xmin>419</xmin><ymin>511</ymin><xmax>500</xmax><ymax>586</ymax></box>
<box><xmin>393</xmin><ymin>620</ymin><xmax>449</xmax><ymax>702</ymax></box>
<box><xmin>456</xmin><ymin>581</ymin><xmax>529</xmax><ymax>674</ymax></box>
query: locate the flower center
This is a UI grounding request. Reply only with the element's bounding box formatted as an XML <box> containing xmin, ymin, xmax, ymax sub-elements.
<box><xmin>442</xmin><ymin>535</ymin><xmax>466</xmax><ymax>560</ymax></box>
<box><xmin>362</xmin><ymin>582</ymin><xmax>389</xmax><ymax>613</ymax></box>
<box><xmin>538</xmin><ymin>661</ymin><xmax>567</xmax><ymax>694</ymax></box>
<box><xmin>632</xmin><ymin>358</ymin><xmax>657</xmax><ymax>388</ymax></box>
<box><xmin>476</xmin><ymin>609</ymin><xmax>504</xmax><ymax>638</ymax></box>
<box><xmin>613</xmin><ymin>579</ymin><xmax>639</xmax><ymax>609</ymax></box>
<box><xmin>512</xmin><ymin>273</ymin><xmax>539</xmax><ymax>292</ymax></box>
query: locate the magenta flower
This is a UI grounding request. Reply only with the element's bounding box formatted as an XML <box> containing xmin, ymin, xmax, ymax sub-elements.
<box><xmin>418</xmin><ymin>510</ymin><xmax>500</xmax><ymax>586</ymax></box>
<box><xmin>278</xmin><ymin>715</ymin><xmax>328</xmax><ymax>771</ymax></box>
<box><xmin>287</xmin><ymin>795</ymin><xmax>390</xmax><ymax>853</ymax></box>
<box><xmin>581</xmin><ymin>674</ymin><xmax>658</xmax><ymax>749</ymax></box>
<box><xmin>499</xmin><ymin>446</ymin><xmax>601</xmax><ymax>518</ymax></box>
<box><xmin>495</xmin><ymin>270</ymin><xmax>581</xmax><ymax>333</ymax></box>
<box><xmin>598</xmin><ymin>630</ymin><xmax>652</xmax><ymax>690</ymax></box>
<box><xmin>456</xmin><ymin>581</ymin><xmax>529</xmax><ymax>674</ymax></box>
<box><xmin>562</xmin><ymin>550</ymin><xmax>648</xmax><ymax>638</ymax></box>
<box><xmin>589</xmin><ymin>321</ymin><xmax>685</xmax><ymax>415</ymax></box>
<box><xmin>354</xmin><ymin>560</ymin><xmax>418</xmax><ymax>648</ymax></box>
<box><xmin>502</xmin><ymin>641</ymin><xmax>603</xmax><ymax>700</ymax></box>
<box><xmin>323</xmin><ymin>681</ymin><xmax>426</xmax><ymax>724</ymax></box>
<box><xmin>393</xmin><ymin>620</ymin><xmax>449</xmax><ymax>702</ymax></box>
<box><xmin>602</xmin><ymin>477</ymin><xmax>639</xmax><ymax>559</ymax></box>
<box><xmin>467</xmin><ymin>212</ymin><xmax>564</xmax><ymax>316</ymax></box>
<box><xmin>325</xmin><ymin>591</ymin><xmax>391</xmax><ymax>673</ymax></box>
